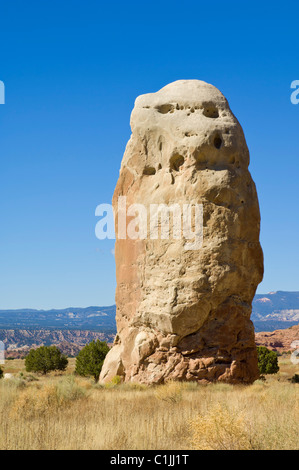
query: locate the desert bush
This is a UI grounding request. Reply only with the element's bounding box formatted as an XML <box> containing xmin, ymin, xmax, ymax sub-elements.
<box><xmin>75</xmin><ymin>340</ymin><xmax>109</xmax><ymax>382</ymax></box>
<box><xmin>104</xmin><ymin>375</ymin><xmax>122</xmax><ymax>389</ymax></box>
<box><xmin>56</xmin><ymin>376</ymin><xmax>86</xmax><ymax>402</ymax></box>
<box><xmin>154</xmin><ymin>381</ymin><xmax>182</xmax><ymax>404</ymax></box>
<box><xmin>10</xmin><ymin>384</ymin><xmax>60</xmax><ymax>419</ymax></box>
<box><xmin>10</xmin><ymin>377</ymin><xmax>86</xmax><ymax>419</ymax></box>
<box><xmin>290</xmin><ymin>374</ymin><xmax>299</xmax><ymax>384</ymax></box>
<box><xmin>25</xmin><ymin>346</ymin><xmax>68</xmax><ymax>375</ymax></box>
<box><xmin>257</xmin><ymin>346</ymin><xmax>279</xmax><ymax>375</ymax></box>
<box><xmin>110</xmin><ymin>375</ymin><xmax>122</xmax><ymax>386</ymax></box>
<box><xmin>189</xmin><ymin>403</ymin><xmax>253</xmax><ymax>450</ymax></box>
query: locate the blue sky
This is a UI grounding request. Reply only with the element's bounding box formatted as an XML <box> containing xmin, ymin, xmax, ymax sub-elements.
<box><xmin>0</xmin><ymin>0</ymin><xmax>298</xmax><ymax>309</ymax></box>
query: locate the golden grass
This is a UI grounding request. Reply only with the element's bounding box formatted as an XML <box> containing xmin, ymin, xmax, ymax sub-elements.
<box><xmin>0</xmin><ymin>356</ymin><xmax>298</xmax><ymax>450</ymax></box>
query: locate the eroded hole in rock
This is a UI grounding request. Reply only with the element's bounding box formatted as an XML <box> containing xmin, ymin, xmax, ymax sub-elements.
<box><xmin>158</xmin><ymin>163</ymin><xmax>162</xmax><ymax>170</ymax></box>
<box><xmin>170</xmin><ymin>154</ymin><xmax>184</xmax><ymax>171</ymax></box>
<box><xmin>203</xmin><ymin>106</ymin><xmax>219</xmax><ymax>118</ymax></box>
<box><xmin>185</xmin><ymin>131</ymin><xmax>197</xmax><ymax>137</ymax></box>
<box><xmin>143</xmin><ymin>166</ymin><xmax>156</xmax><ymax>175</ymax></box>
<box><xmin>156</xmin><ymin>104</ymin><xmax>174</xmax><ymax>114</ymax></box>
<box><xmin>214</xmin><ymin>135</ymin><xmax>222</xmax><ymax>149</ymax></box>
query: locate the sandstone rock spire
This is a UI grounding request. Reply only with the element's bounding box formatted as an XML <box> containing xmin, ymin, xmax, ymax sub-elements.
<box><xmin>100</xmin><ymin>80</ymin><xmax>264</xmax><ymax>384</ymax></box>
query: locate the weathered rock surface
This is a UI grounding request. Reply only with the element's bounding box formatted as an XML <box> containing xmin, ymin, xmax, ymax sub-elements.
<box><xmin>100</xmin><ymin>80</ymin><xmax>264</xmax><ymax>384</ymax></box>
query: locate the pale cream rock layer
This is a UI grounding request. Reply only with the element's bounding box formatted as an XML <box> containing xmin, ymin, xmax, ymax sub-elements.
<box><xmin>100</xmin><ymin>80</ymin><xmax>264</xmax><ymax>384</ymax></box>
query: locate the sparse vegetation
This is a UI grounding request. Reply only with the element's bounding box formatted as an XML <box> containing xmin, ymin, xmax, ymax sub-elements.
<box><xmin>0</xmin><ymin>356</ymin><xmax>298</xmax><ymax>450</ymax></box>
<box><xmin>189</xmin><ymin>403</ymin><xmax>253</xmax><ymax>450</ymax></box>
<box><xmin>257</xmin><ymin>346</ymin><xmax>280</xmax><ymax>375</ymax></box>
<box><xmin>75</xmin><ymin>340</ymin><xmax>110</xmax><ymax>382</ymax></box>
<box><xmin>25</xmin><ymin>346</ymin><xmax>68</xmax><ymax>375</ymax></box>
<box><xmin>154</xmin><ymin>380</ymin><xmax>182</xmax><ymax>404</ymax></box>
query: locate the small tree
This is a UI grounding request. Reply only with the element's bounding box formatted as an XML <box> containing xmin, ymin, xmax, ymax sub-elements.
<box><xmin>291</xmin><ymin>374</ymin><xmax>299</xmax><ymax>384</ymax></box>
<box><xmin>25</xmin><ymin>345</ymin><xmax>68</xmax><ymax>375</ymax></box>
<box><xmin>257</xmin><ymin>346</ymin><xmax>279</xmax><ymax>375</ymax></box>
<box><xmin>0</xmin><ymin>366</ymin><xmax>3</xmax><ymax>379</ymax></box>
<box><xmin>75</xmin><ymin>340</ymin><xmax>109</xmax><ymax>382</ymax></box>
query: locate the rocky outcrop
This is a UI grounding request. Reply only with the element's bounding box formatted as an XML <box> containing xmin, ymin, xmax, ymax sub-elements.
<box><xmin>100</xmin><ymin>80</ymin><xmax>263</xmax><ymax>384</ymax></box>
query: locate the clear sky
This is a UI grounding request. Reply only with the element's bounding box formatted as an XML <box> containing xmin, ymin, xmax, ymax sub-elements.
<box><xmin>0</xmin><ymin>0</ymin><xmax>298</xmax><ymax>309</ymax></box>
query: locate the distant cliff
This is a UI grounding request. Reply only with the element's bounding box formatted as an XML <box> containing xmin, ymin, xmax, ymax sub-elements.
<box><xmin>0</xmin><ymin>292</ymin><xmax>299</xmax><ymax>356</ymax></box>
<box><xmin>1</xmin><ymin>329</ymin><xmax>115</xmax><ymax>358</ymax></box>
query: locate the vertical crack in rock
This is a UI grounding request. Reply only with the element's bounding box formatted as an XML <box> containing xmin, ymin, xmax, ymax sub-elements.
<box><xmin>100</xmin><ymin>79</ymin><xmax>264</xmax><ymax>385</ymax></box>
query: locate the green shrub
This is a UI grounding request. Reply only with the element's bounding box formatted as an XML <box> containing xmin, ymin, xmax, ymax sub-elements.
<box><xmin>290</xmin><ymin>374</ymin><xmax>299</xmax><ymax>384</ymax></box>
<box><xmin>257</xmin><ymin>346</ymin><xmax>279</xmax><ymax>375</ymax></box>
<box><xmin>25</xmin><ymin>345</ymin><xmax>68</xmax><ymax>375</ymax></box>
<box><xmin>75</xmin><ymin>340</ymin><xmax>109</xmax><ymax>382</ymax></box>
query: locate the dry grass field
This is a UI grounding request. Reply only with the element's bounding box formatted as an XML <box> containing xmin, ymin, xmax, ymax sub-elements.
<box><xmin>0</xmin><ymin>356</ymin><xmax>298</xmax><ymax>450</ymax></box>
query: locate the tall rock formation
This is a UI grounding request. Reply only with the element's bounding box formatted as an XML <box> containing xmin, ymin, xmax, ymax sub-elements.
<box><xmin>100</xmin><ymin>80</ymin><xmax>264</xmax><ymax>384</ymax></box>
